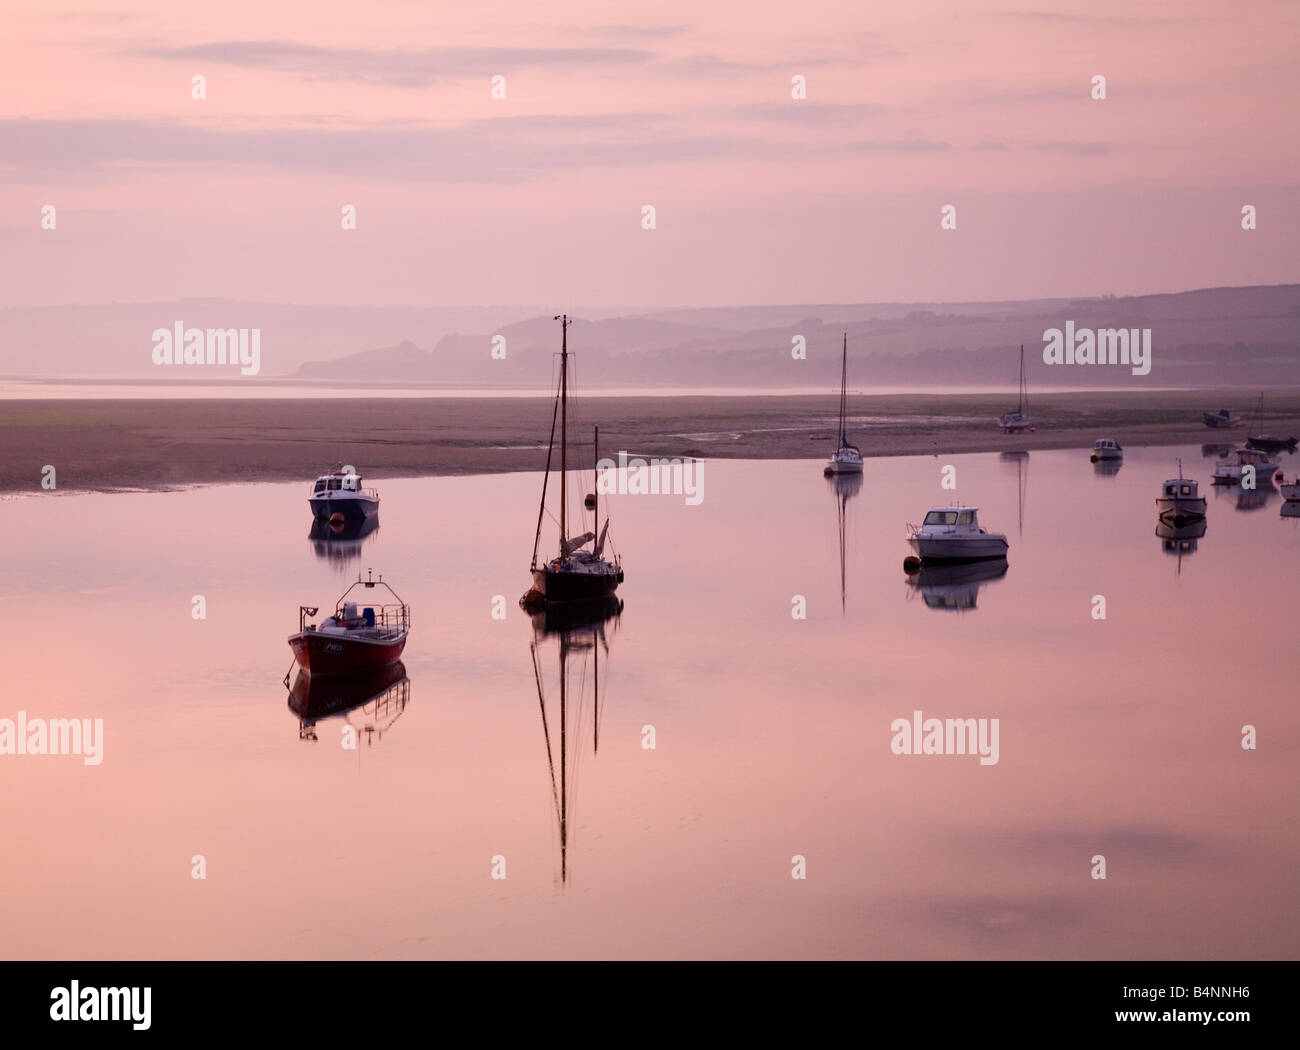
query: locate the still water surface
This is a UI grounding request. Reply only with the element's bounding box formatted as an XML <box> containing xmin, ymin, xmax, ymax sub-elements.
<box><xmin>2</xmin><ymin>445</ymin><xmax>1297</xmax><ymax>958</ymax></box>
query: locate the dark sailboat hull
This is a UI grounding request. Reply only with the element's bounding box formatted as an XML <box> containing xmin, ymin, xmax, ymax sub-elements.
<box><xmin>532</xmin><ymin>565</ymin><xmax>622</xmax><ymax>604</ymax></box>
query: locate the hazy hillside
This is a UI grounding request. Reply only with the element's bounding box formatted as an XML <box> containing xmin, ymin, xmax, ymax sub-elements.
<box><xmin>2</xmin><ymin>285</ymin><xmax>1297</xmax><ymax>388</ymax></box>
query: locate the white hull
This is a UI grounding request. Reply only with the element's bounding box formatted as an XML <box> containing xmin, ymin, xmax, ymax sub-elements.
<box><xmin>908</xmin><ymin>534</ymin><xmax>1009</xmax><ymax>561</ymax></box>
<box><xmin>825</xmin><ymin>453</ymin><xmax>863</xmax><ymax>475</ymax></box>
<box><xmin>1211</xmin><ymin>462</ymin><xmax>1278</xmax><ymax>484</ymax></box>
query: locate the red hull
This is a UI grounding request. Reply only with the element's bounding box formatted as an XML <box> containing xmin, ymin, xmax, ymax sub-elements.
<box><xmin>288</xmin><ymin>630</ymin><xmax>407</xmax><ymax>676</ymax></box>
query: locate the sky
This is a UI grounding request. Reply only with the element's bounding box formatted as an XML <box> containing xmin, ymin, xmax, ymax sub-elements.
<box><xmin>1</xmin><ymin>0</ymin><xmax>1297</xmax><ymax>309</ymax></box>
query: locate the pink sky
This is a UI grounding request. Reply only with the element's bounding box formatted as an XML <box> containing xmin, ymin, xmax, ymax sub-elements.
<box><xmin>1</xmin><ymin>1</ymin><xmax>1296</xmax><ymax>308</ymax></box>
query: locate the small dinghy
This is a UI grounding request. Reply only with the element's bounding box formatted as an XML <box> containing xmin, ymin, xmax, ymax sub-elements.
<box><xmin>288</xmin><ymin>570</ymin><xmax>409</xmax><ymax>676</ymax></box>
<box><xmin>906</xmin><ymin>506</ymin><xmax>1009</xmax><ymax>563</ymax></box>
<box><xmin>1202</xmin><ymin>408</ymin><xmax>1241</xmax><ymax>429</ymax></box>
<box><xmin>1090</xmin><ymin>438</ymin><xmax>1123</xmax><ymax>462</ymax></box>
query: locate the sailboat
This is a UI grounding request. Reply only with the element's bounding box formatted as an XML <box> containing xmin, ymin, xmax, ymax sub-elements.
<box><xmin>999</xmin><ymin>345</ymin><xmax>1033</xmax><ymax>433</ymax></box>
<box><xmin>1245</xmin><ymin>392</ymin><xmax>1298</xmax><ymax>452</ymax></box>
<box><xmin>824</xmin><ymin>333</ymin><xmax>864</xmax><ymax>475</ymax></box>
<box><xmin>530</xmin><ymin>596</ymin><xmax>622</xmax><ymax>885</ymax></box>
<box><xmin>523</xmin><ymin>315</ymin><xmax>624</xmax><ymax>608</ymax></box>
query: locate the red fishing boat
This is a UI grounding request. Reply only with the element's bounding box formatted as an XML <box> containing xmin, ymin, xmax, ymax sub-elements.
<box><xmin>288</xmin><ymin>570</ymin><xmax>410</xmax><ymax>676</ymax></box>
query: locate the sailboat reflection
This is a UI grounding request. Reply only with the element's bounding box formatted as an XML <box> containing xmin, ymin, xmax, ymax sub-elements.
<box><xmin>906</xmin><ymin>559</ymin><xmax>1008</xmax><ymax>612</ymax></box>
<box><xmin>528</xmin><ymin>595</ymin><xmax>623</xmax><ymax>886</ymax></box>
<box><xmin>999</xmin><ymin>450</ymin><xmax>1029</xmax><ymax>538</ymax></box>
<box><xmin>287</xmin><ymin>661</ymin><xmax>410</xmax><ymax>744</ymax></box>
<box><xmin>1155</xmin><ymin>518</ymin><xmax>1206</xmax><ymax>576</ymax></box>
<box><xmin>308</xmin><ymin>515</ymin><xmax>380</xmax><ymax>570</ymax></box>
<box><xmin>828</xmin><ymin>471</ymin><xmax>863</xmax><ymax>614</ymax></box>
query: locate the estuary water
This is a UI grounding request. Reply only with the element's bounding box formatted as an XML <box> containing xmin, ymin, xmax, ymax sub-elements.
<box><xmin>2</xmin><ymin>445</ymin><xmax>1297</xmax><ymax>959</ymax></box>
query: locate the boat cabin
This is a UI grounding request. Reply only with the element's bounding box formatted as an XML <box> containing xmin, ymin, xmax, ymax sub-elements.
<box><xmin>1093</xmin><ymin>439</ymin><xmax>1122</xmax><ymax>452</ymax></box>
<box><xmin>1163</xmin><ymin>479</ymin><xmax>1199</xmax><ymax>498</ymax></box>
<box><xmin>313</xmin><ymin>471</ymin><xmax>366</xmax><ymax>495</ymax></box>
<box><xmin>922</xmin><ymin>507</ymin><xmax>982</xmax><ymax>529</ymax></box>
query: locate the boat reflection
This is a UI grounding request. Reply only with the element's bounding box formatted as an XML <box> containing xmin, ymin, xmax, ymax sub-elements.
<box><xmin>905</xmin><ymin>558</ymin><xmax>1008</xmax><ymax>612</ymax></box>
<box><xmin>999</xmin><ymin>450</ymin><xmax>1029</xmax><ymax>536</ymax></box>
<box><xmin>1202</xmin><ymin>443</ymin><xmax>1233</xmax><ymax>459</ymax></box>
<box><xmin>529</xmin><ymin>596</ymin><xmax>622</xmax><ymax>886</ymax></box>
<box><xmin>1092</xmin><ymin>457</ymin><xmax>1123</xmax><ymax>477</ymax></box>
<box><xmin>1212</xmin><ymin>481</ymin><xmax>1277</xmax><ymax>512</ymax></box>
<box><xmin>308</xmin><ymin>515</ymin><xmax>380</xmax><ymax>570</ymax></box>
<box><xmin>1155</xmin><ymin>518</ymin><xmax>1205</xmax><ymax>576</ymax></box>
<box><xmin>827</xmin><ymin>471</ymin><xmax>862</xmax><ymax>614</ymax></box>
<box><xmin>1281</xmin><ymin>501</ymin><xmax>1300</xmax><ymax>520</ymax></box>
<box><xmin>287</xmin><ymin>661</ymin><xmax>410</xmax><ymax>744</ymax></box>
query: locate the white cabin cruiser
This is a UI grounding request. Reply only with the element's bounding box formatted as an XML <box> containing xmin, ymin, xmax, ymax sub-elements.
<box><xmin>309</xmin><ymin>467</ymin><xmax>380</xmax><ymax>519</ymax></box>
<box><xmin>906</xmin><ymin>506</ymin><xmax>1009</xmax><ymax>562</ymax></box>
<box><xmin>1210</xmin><ymin>447</ymin><xmax>1279</xmax><ymax>485</ymax></box>
<box><xmin>1090</xmin><ymin>439</ymin><xmax>1123</xmax><ymax>461</ymax></box>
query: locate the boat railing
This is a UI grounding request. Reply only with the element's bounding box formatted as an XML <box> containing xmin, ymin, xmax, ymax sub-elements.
<box><xmin>330</xmin><ymin>602</ymin><xmax>410</xmax><ymax>636</ymax></box>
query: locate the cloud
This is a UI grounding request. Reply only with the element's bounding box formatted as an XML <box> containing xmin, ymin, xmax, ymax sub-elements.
<box><xmin>126</xmin><ymin>40</ymin><xmax>654</xmax><ymax>88</ymax></box>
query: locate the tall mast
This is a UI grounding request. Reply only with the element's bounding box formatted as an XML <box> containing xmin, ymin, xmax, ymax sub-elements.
<box><xmin>559</xmin><ymin>635</ymin><xmax>568</xmax><ymax>884</ymax></box>
<box><xmin>557</xmin><ymin>314</ymin><xmax>568</xmax><ymax>550</ymax></box>
<box><xmin>1019</xmin><ymin>344</ymin><xmax>1027</xmax><ymax>413</ymax></box>
<box><xmin>839</xmin><ymin>332</ymin><xmax>848</xmax><ymax>446</ymax></box>
<box><xmin>594</xmin><ymin>424</ymin><xmax>600</xmax><ymax>543</ymax></box>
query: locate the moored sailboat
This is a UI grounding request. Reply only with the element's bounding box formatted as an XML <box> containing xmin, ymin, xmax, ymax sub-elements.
<box><xmin>999</xmin><ymin>345</ymin><xmax>1033</xmax><ymax>433</ymax></box>
<box><xmin>824</xmin><ymin>333</ymin><xmax>863</xmax><ymax>475</ymax></box>
<box><xmin>522</xmin><ymin>315</ymin><xmax>623</xmax><ymax>608</ymax></box>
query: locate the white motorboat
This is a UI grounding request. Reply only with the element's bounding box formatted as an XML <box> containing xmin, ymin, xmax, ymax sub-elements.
<box><xmin>309</xmin><ymin>467</ymin><xmax>380</xmax><ymax>520</ymax></box>
<box><xmin>906</xmin><ymin>506</ymin><xmax>1009</xmax><ymax>562</ymax></box>
<box><xmin>1210</xmin><ymin>447</ymin><xmax>1279</xmax><ymax>485</ymax></box>
<box><xmin>1090</xmin><ymin>438</ymin><xmax>1123</xmax><ymax>461</ymax></box>
<box><xmin>998</xmin><ymin>344</ymin><xmax>1033</xmax><ymax>433</ymax></box>
<box><xmin>824</xmin><ymin>333</ymin><xmax>864</xmax><ymax>475</ymax></box>
<box><xmin>1156</xmin><ymin>466</ymin><xmax>1206</xmax><ymax>522</ymax></box>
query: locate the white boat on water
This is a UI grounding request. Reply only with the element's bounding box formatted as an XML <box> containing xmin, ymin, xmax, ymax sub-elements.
<box><xmin>1156</xmin><ymin>465</ymin><xmax>1206</xmax><ymax>521</ymax></box>
<box><xmin>824</xmin><ymin>333</ymin><xmax>864</xmax><ymax>475</ymax></box>
<box><xmin>1210</xmin><ymin>447</ymin><xmax>1279</xmax><ymax>485</ymax></box>
<box><xmin>907</xmin><ymin>506</ymin><xmax>1009</xmax><ymax>562</ymax></box>
<box><xmin>1090</xmin><ymin>438</ymin><xmax>1123</xmax><ymax>461</ymax></box>
<box><xmin>998</xmin><ymin>344</ymin><xmax>1033</xmax><ymax>433</ymax></box>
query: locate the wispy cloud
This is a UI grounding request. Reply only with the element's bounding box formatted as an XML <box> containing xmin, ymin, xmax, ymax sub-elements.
<box><xmin>126</xmin><ymin>40</ymin><xmax>654</xmax><ymax>88</ymax></box>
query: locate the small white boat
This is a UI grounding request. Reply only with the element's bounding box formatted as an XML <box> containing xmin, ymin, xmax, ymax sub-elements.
<box><xmin>824</xmin><ymin>333</ymin><xmax>864</xmax><ymax>475</ymax></box>
<box><xmin>906</xmin><ymin>506</ymin><xmax>1009</xmax><ymax>562</ymax></box>
<box><xmin>309</xmin><ymin>467</ymin><xmax>380</xmax><ymax>520</ymax></box>
<box><xmin>1090</xmin><ymin>438</ymin><xmax>1123</xmax><ymax>461</ymax></box>
<box><xmin>1156</xmin><ymin>466</ymin><xmax>1206</xmax><ymax>522</ymax></box>
<box><xmin>1210</xmin><ymin>447</ymin><xmax>1279</xmax><ymax>485</ymax></box>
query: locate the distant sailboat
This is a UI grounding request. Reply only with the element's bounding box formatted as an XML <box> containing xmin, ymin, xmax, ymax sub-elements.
<box><xmin>523</xmin><ymin>315</ymin><xmax>624</xmax><ymax>607</ymax></box>
<box><xmin>824</xmin><ymin>333</ymin><xmax>864</xmax><ymax>475</ymax></box>
<box><xmin>1245</xmin><ymin>392</ymin><xmax>1298</xmax><ymax>452</ymax></box>
<box><xmin>999</xmin><ymin>345</ymin><xmax>1033</xmax><ymax>433</ymax></box>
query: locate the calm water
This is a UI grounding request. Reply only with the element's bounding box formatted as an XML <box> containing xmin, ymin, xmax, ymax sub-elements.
<box><xmin>2</xmin><ymin>445</ymin><xmax>1298</xmax><ymax>959</ymax></box>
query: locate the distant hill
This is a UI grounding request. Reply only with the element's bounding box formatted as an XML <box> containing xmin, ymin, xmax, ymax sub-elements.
<box><xmin>2</xmin><ymin>285</ymin><xmax>1297</xmax><ymax>388</ymax></box>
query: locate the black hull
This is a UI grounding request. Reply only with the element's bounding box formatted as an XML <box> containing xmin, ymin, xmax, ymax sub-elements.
<box><xmin>533</xmin><ymin>567</ymin><xmax>622</xmax><ymax>604</ymax></box>
<box><xmin>1246</xmin><ymin>437</ymin><xmax>1297</xmax><ymax>452</ymax></box>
